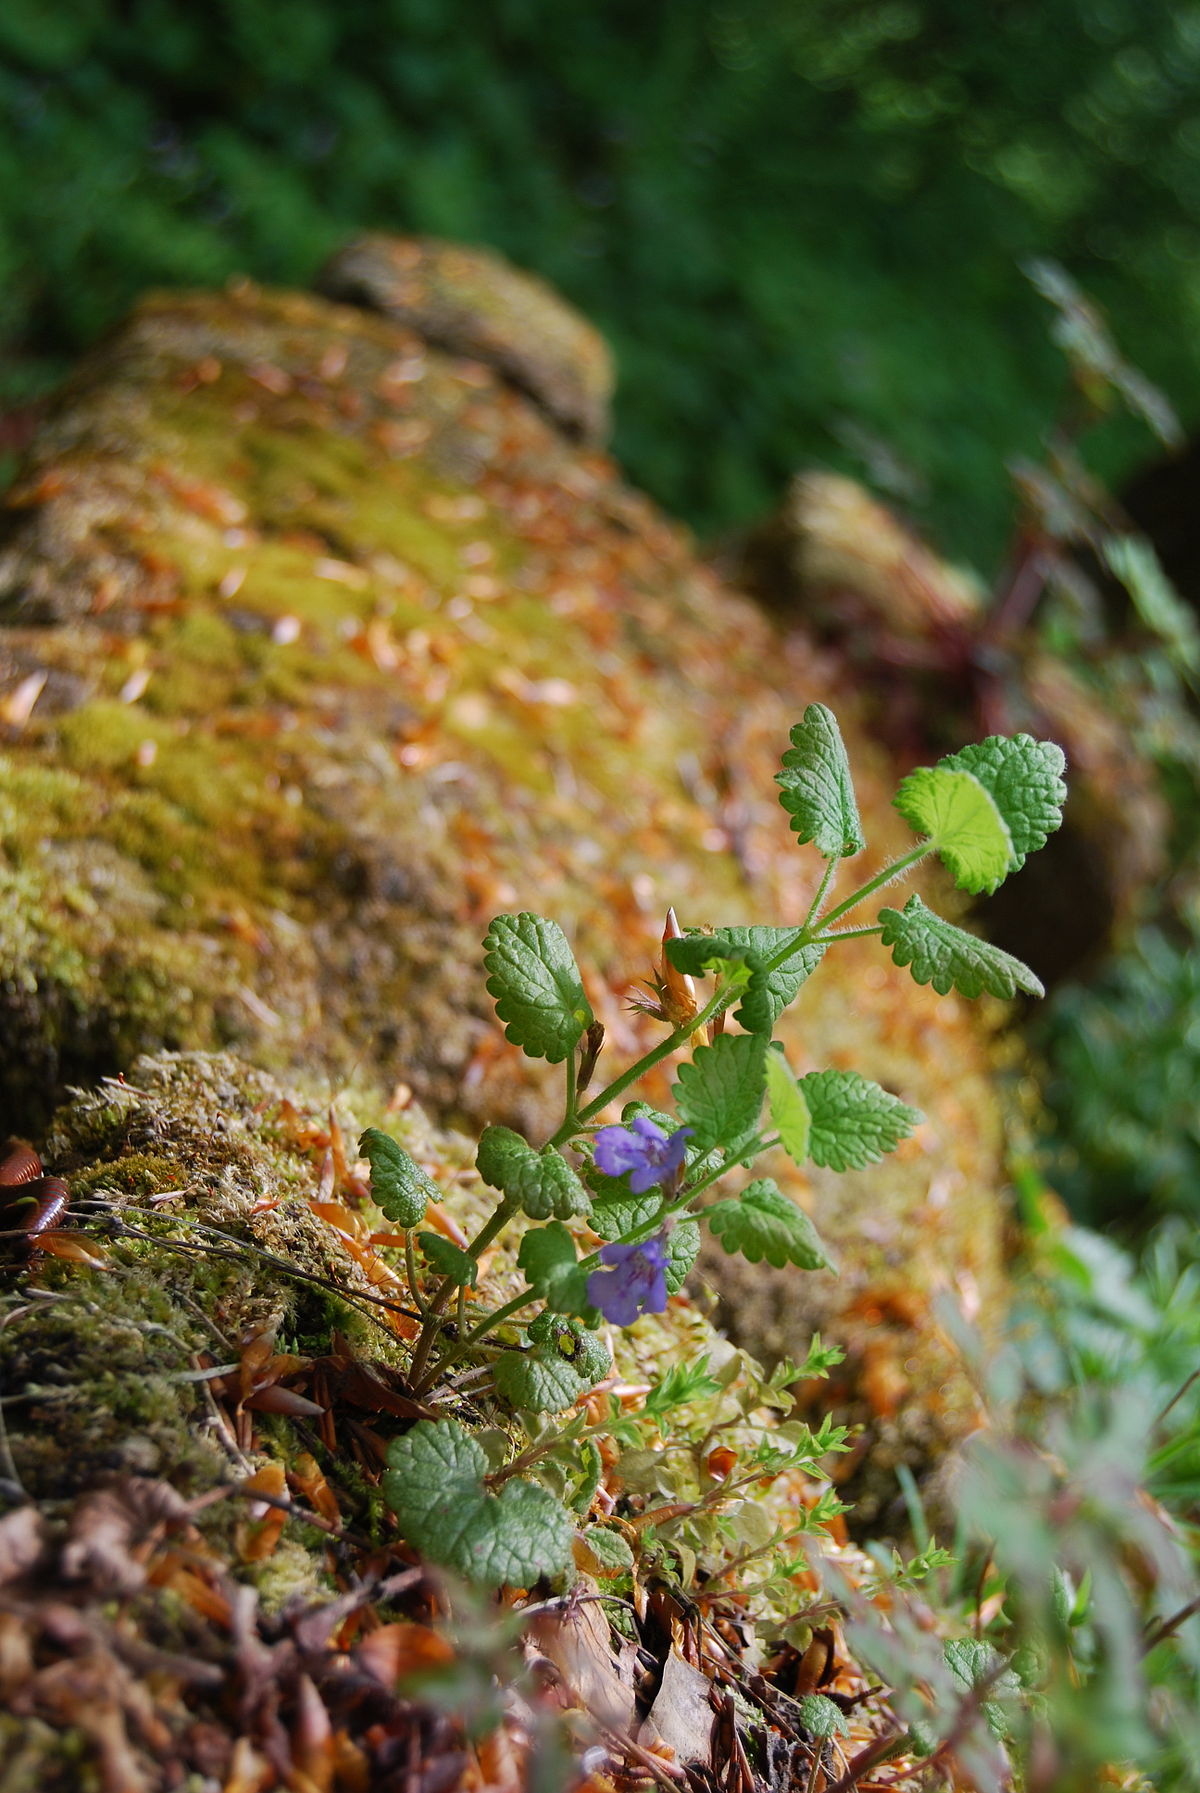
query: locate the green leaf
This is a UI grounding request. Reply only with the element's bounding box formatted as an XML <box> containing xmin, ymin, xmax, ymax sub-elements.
<box><xmin>476</xmin><ymin>1125</ymin><xmax>590</xmax><ymax>1220</ymax></box>
<box><xmin>939</xmin><ymin>735</ymin><xmax>1068</xmax><ymax>871</ymax></box>
<box><xmin>943</xmin><ymin>1639</ymin><xmax>1019</xmax><ymax>1740</ymax></box>
<box><xmin>796</xmin><ymin>1694</ymin><xmax>849</xmax><ymax>1740</ymax></box>
<box><xmin>674</xmin><ymin>1032</ymin><xmax>767</xmax><ymax>1153</ymax></box>
<box><xmin>878</xmin><ymin>893</ymin><xmax>1045</xmax><ymax>1000</ymax></box>
<box><xmin>800</xmin><ymin>1069</ymin><xmax>920</xmax><ymax>1172</ymax></box>
<box><xmin>418</xmin><ymin>1233</ymin><xmax>478</xmax><ymax>1285</ymax></box>
<box><xmin>482</xmin><ymin>913</ymin><xmax>594</xmax><ymax>1064</ymax></box>
<box><xmin>737</xmin><ymin>933</ymin><xmax>826</xmax><ymax>1033</ymax></box>
<box><xmin>494</xmin><ymin>1347</ymin><xmax>589</xmax><ymax>1414</ymax></box>
<box><xmin>517</xmin><ymin>1221</ymin><xmax>593</xmax><ymax>1314</ymax></box>
<box><xmin>588</xmin><ymin>1183</ymin><xmax>663</xmax><ymax>1242</ymax></box>
<box><xmin>384</xmin><ymin>1419</ymin><xmax>574</xmax><ymax>1586</ymax></box>
<box><xmin>775</xmin><ymin>704</ymin><xmax>866</xmax><ymax>859</ymax></box>
<box><xmin>662</xmin><ymin>1218</ymin><xmax>701</xmax><ymax>1293</ymax></box>
<box><xmin>765</xmin><ymin>1049</ymin><xmax>811</xmax><ymax>1165</ymax></box>
<box><xmin>893</xmin><ymin>766</ymin><xmax>1013</xmax><ymax>894</ymax></box>
<box><xmin>706</xmin><ymin>1179</ymin><xmax>834</xmax><ymax>1270</ymax></box>
<box><xmin>578</xmin><ymin>1525</ymin><xmax>634</xmax><ymax>1575</ymax></box>
<box><xmin>358</xmin><ymin>1128</ymin><xmax>437</xmax><ymax>1229</ymax></box>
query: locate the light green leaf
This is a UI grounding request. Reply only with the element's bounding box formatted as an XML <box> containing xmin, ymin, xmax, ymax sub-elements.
<box><xmin>578</xmin><ymin>1525</ymin><xmax>634</xmax><ymax>1575</ymax></box>
<box><xmin>775</xmin><ymin>704</ymin><xmax>866</xmax><ymax>859</ymax></box>
<box><xmin>706</xmin><ymin>1179</ymin><xmax>834</xmax><ymax>1271</ymax></box>
<box><xmin>893</xmin><ymin>766</ymin><xmax>1013</xmax><ymax>894</ymax></box>
<box><xmin>358</xmin><ymin>1128</ymin><xmax>437</xmax><ymax>1229</ymax></box>
<box><xmin>476</xmin><ymin>1125</ymin><xmax>590</xmax><ymax>1220</ymax></box>
<box><xmin>418</xmin><ymin>1233</ymin><xmax>478</xmax><ymax>1286</ymax></box>
<box><xmin>879</xmin><ymin>893</ymin><xmax>1045</xmax><ymax>1000</ymax></box>
<box><xmin>482</xmin><ymin>913</ymin><xmax>594</xmax><ymax>1064</ymax></box>
<box><xmin>765</xmin><ymin>1049</ymin><xmax>811</xmax><ymax>1165</ymax></box>
<box><xmin>940</xmin><ymin>735</ymin><xmax>1068</xmax><ymax>870</ymax></box>
<box><xmin>800</xmin><ymin>1069</ymin><xmax>920</xmax><ymax>1172</ymax></box>
<box><xmin>673</xmin><ymin>1032</ymin><xmax>767</xmax><ymax>1153</ymax></box>
<box><xmin>517</xmin><ymin>1222</ymin><xmax>592</xmax><ymax>1314</ymax></box>
<box><xmin>384</xmin><ymin>1419</ymin><xmax>574</xmax><ymax>1586</ymax></box>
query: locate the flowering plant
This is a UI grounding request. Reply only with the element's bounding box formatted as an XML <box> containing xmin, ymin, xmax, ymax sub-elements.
<box><xmin>361</xmin><ymin>707</ymin><xmax>1065</xmax><ymax>1586</ymax></box>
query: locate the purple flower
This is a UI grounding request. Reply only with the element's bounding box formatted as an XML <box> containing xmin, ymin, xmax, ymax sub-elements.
<box><xmin>586</xmin><ymin>1234</ymin><xmax>671</xmax><ymax>1327</ymax></box>
<box><xmin>593</xmin><ymin>1116</ymin><xmax>693</xmax><ymax>1194</ymax></box>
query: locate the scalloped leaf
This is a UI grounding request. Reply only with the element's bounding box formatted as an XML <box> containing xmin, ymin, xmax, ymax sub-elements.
<box><xmin>775</xmin><ymin>704</ymin><xmax>866</xmax><ymax>859</ymax></box>
<box><xmin>417</xmin><ymin>1232</ymin><xmax>478</xmax><ymax>1286</ymax></box>
<box><xmin>879</xmin><ymin>893</ymin><xmax>1044</xmax><ymax>999</ymax></box>
<box><xmin>476</xmin><ymin>1125</ymin><xmax>590</xmax><ymax>1220</ymax></box>
<box><xmin>799</xmin><ymin>1069</ymin><xmax>921</xmax><ymax>1171</ymax></box>
<box><xmin>664</xmin><ymin>928</ymin><xmax>825</xmax><ymax>1032</ymax></box>
<box><xmin>517</xmin><ymin>1221</ymin><xmax>593</xmax><ymax>1314</ymax></box>
<box><xmin>482</xmin><ymin>913</ymin><xmax>594</xmax><ymax>1063</ymax></box>
<box><xmin>673</xmin><ymin>1032</ymin><xmax>767</xmax><ymax>1153</ymax></box>
<box><xmin>939</xmin><ymin>735</ymin><xmax>1067</xmax><ymax>870</ymax></box>
<box><xmin>384</xmin><ymin>1419</ymin><xmax>574</xmax><ymax>1586</ymax></box>
<box><xmin>706</xmin><ymin>1179</ymin><xmax>833</xmax><ymax>1270</ymax></box>
<box><xmin>358</xmin><ymin>1128</ymin><xmax>438</xmax><ymax>1229</ymax></box>
<box><xmin>893</xmin><ymin>766</ymin><xmax>1013</xmax><ymax>894</ymax></box>
<box><xmin>663</xmin><ymin>1217</ymin><xmax>701</xmax><ymax>1293</ymax></box>
<box><xmin>494</xmin><ymin>1346</ymin><xmax>589</xmax><ymax>1414</ymax></box>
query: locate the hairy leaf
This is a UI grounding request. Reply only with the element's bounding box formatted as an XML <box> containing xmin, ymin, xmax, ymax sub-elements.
<box><xmin>799</xmin><ymin>1069</ymin><xmax>920</xmax><ymax>1171</ymax></box>
<box><xmin>674</xmin><ymin>1032</ymin><xmax>767</xmax><ymax>1152</ymax></box>
<box><xmin>482</xmin><ymin>913</ymin><xmax>594</xmax><ymax>1063</ymax></box>
<box><xmin>418</xmin><ymin>1232</ymin><xmax>478</xmax><ymax>1286</ymax></box>
<box><xmin>940</xmin><ymin>735</ymin><xmax>1068</xmax><ymax>870</ymax></box>
<box><xmin>775</xmin><ymin>704</ymin><xmax>866</xmax><ymax>859</ymax></box>
<box><xmin>476</xmin><ymin>1125</ymin><xmax>590</xmax><ymax>1219</ymax></box>
<box><xmin>358</xmin><ymin>1128</ymin><xmax>438</xmax><ymax>1229</ymax></box>
<box><xmin>893</xmin><ymin>766</ymin><xmax>1013</xmax><ymax>894</ymax></box>
<box><xmin>384</xmin><ymin>1420</ymin><xmax>573</xmax><ymax>1586</ymax></box>
<box><xmin>706</xmin><ymin>1179</ymin><xmax>833</xmax><ymax>1270</ymax></box>
<box><xmin>879</xmin><ymin>893</ymin><xmax>1044</xmax><ymax>999</ymax></box>
<box><xmin>662</xmin><ymin>1217</ymin><xmax>702</xmax><ymax>1293</ymax></box>
<box><xmin>494</xmin><ymin>1346</ymin><xmax>588</xmax><ymax>1414</ymax></box>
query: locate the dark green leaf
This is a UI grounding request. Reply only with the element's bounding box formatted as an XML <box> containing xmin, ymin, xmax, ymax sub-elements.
<box><xmin>476</xmin><ymin>1125</ymin><xmax>590</xmax><ymax>1219</ymax></box>
<box><xmin>800</xmin><ymin>1069</ymin><xmax>920</xmax><ymax>1171</ymax></box>
<box><xmin>482</xmin><ymin>913</ymin><xmax>594</xmax><ymax>1064</ymax></box>
<box><xmin>879</xmin><ymin>893</ymin><xmax>1044</xmax><ymax>999</ymax></box>
<box><xmin>775</xmin><ymin>704</ymin><xmax>866</xmax><ymax>859</ymax></box>
<box><xmin>418</xmin><ymin>1232</ymin><xmax>478</xmax><ymax>1285</ymax></box>
<box><xmin>673</xmin><ymin>1032</ymin><xmax>767</xmax><ymax>1152</ymax></box>
<box><xmin>517</xmin><ymin>1221</ymin><xmax>593</xmax><ymax>1314</ymax></box>
<box><xmin>384</xmin><ymin>1419</ymin><xmax>573</xmax><ymax>1586</ymax></box>
<box><xmin>706</xmin><ymin>1179</ymin><xmax>834</xmax><ymax>1270</ymax></box>
<box><xmin>358</xmin><ymin>1128</ymin><xmax>437</xmax><ymax>1229</ymax></box>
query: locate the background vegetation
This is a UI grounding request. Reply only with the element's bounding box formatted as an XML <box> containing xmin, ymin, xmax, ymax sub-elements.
<box><xmin>3</xmin><ymin>0</ymin><xmax>1200</xmax><ymax>568</ymax></box>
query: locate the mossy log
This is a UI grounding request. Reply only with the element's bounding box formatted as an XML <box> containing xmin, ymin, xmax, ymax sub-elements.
<box><xmin>0</xmin><ymin>241</ymin><xmax>1019</xmax><ymax>1522</ymax></box>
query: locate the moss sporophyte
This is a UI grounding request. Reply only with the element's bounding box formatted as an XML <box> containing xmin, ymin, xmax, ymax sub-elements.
<box><xmin>362</xmin><ymin>706</ymin><xmax>1065</xmax><ymax>1586</ymax></box>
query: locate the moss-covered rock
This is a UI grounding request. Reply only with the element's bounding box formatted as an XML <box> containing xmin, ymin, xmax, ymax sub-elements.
<box><xmin>0</xmin><ymin>245</ymin><xmax>1021</xmax><ymax>1508</ymax></box>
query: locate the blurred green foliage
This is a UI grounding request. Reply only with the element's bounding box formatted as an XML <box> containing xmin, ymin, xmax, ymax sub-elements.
<box><xmin>1039</xmin><ymin>924</ymin><xmax>1200</xmax><ymax>1227</ymax></box>
<box><xmin>3</xmin><ymin>0</ymin><xmax>1200</xmax><ymax>565</ymax></box>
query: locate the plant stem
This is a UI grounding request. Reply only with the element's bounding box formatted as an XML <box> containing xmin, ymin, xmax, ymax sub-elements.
<box><xmin>815</xmin><ymin>843</ymin><xmax>932</xmax><ymax>932</ymax></box>
<box><xmin>407</xmin><ymin>1198</ymin><xmax>516</xmax><ymax>1391</ymax></box>
<box><xmin>810</xmin><ymin>923</ymin><xmax>884</xmax><ymax>943</ymax></box>
<box><xmin>545</xmin><ymin>983</ymin><xmax>731</xmax><ymax>1148</ymax></box>
<box><xmin>562</xmin><ymin>1046</ymin><xmax>577</xmax><ymax>1138</ymax></box>
<box><xmin>802</xmin><ymin>856</ymin><xmax>839</xmax><ymax>931</ymax></box>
